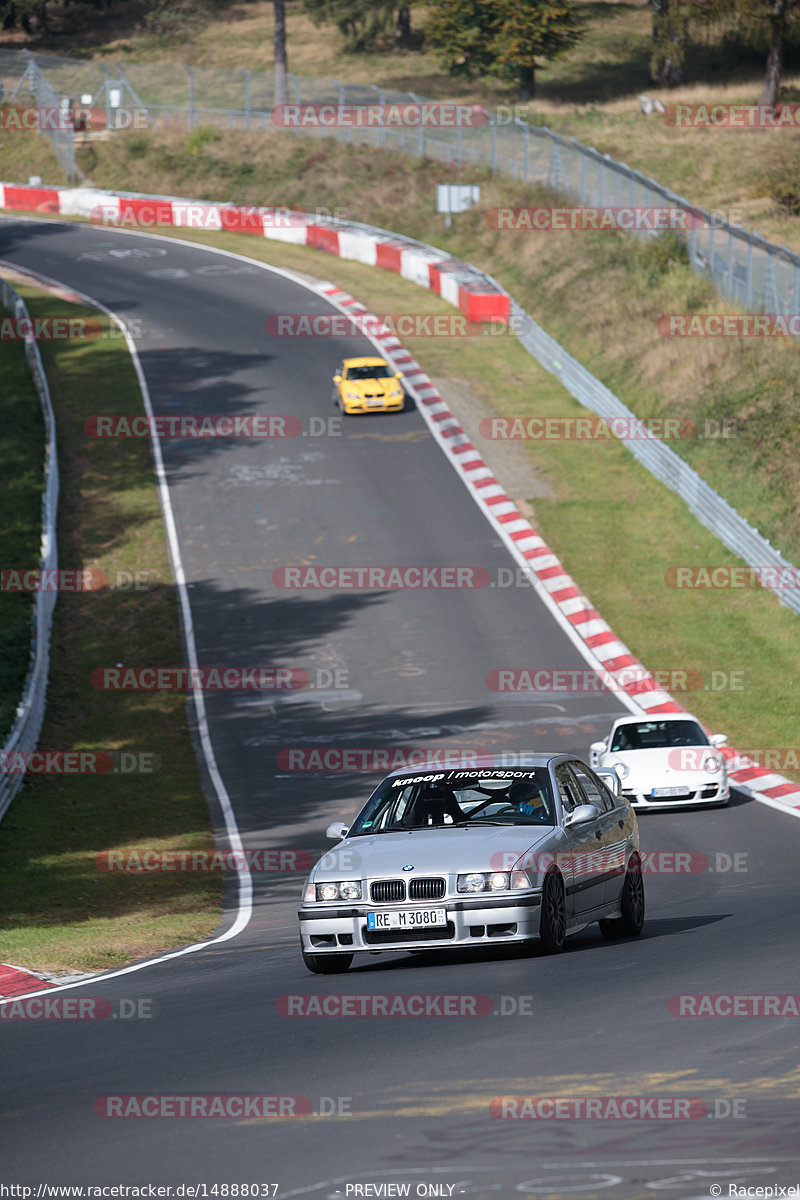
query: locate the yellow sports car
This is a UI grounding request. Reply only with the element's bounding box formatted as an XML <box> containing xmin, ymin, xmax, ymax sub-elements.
<box><xmin>332</xmin><ymin>357</ymin><xmax>405</xmax><ymax>415</ymax></box>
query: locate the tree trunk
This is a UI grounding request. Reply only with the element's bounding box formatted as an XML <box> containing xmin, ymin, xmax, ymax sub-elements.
<box><xmin>519</xmin><ymin>63</ymin><xmax>535</xmax><ymax>101</ymax></box>
<box><xmin>273</xmin><ymin>0</ymin><xmax>288</xmax><ymax>108</ymax></box>
<box><xmin>396</xmin><ymin>4</ymin><xmax>412</xmax><ymax>49</ymax></box>
<box><xmin>650</xmin><ymin>0</ymin><xmax>686</xmax><ymax>88</ymax></box>
<box><xmin>25</xmin><ymin>1</ymin><xmax>49</xmax><ymax>35</ymax></box>
<box><xmin>758</xmin><ymin>0</ymin><xmax>786</xmax><ymax>107</ymax></box>
<box><xmin>759</xmin><ymin>40</ymin><xmax>782</xmax><ymax>106</ymax></box>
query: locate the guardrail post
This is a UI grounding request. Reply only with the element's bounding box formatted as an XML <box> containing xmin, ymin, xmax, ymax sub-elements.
<box><xmin>332</xmin><ymin>78</ymin><xmax>345</xmax><ymax>142</ymax></box>
<box><xmin>287</xmin><ymin>73</ymin><xmax>301</xmax><ymax>135</ymax></box>
<box><xmin>240</xmin><ymin>69</ymin><xmax>251</xmax><ymax>131</ymax></box>
<box><xmin>185</xmin><ymin>65</ymin><xmax>195</xmax><ymax>131</ymax></box>
<box><xmin>408</xmin><ymin>91</ymin><xmax>424</xmax><ymax>158</ymax></box>
<box><xmin>371</xmin><ymin>85</ymin><xmax>385</xmax><ymax>149</ymax></box>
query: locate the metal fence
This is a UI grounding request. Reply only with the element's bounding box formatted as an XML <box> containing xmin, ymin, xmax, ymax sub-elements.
<box><xmin>0</xmin><ymin>272</ymin><xmax>60</xmax><ymax>824</ymax></box>
<box><xmin>1</xmin><ymin>46</ymin><xmax>799</xmax><ymax>316</ymax></box>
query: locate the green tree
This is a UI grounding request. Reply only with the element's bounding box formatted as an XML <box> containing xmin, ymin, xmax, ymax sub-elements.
<box><xmin>425</xmin><ymin>0</ymin><xmax>582</xmax><ymax>99</ymax></box>
<box><xmin>301</xmin><ymin>0</ymin><xmax>415</xmax><ymax>52</ymax></box>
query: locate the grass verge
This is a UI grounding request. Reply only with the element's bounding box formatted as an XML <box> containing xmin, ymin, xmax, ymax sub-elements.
<box><xmin>0</xmin><ymin>301</ymin><xmax>44</xmax><ymax>743</ymax></box>
<box><xmin>0</xmin><ymin>285</ymin><xmax>221</xmax><ymax>974</ymax></box>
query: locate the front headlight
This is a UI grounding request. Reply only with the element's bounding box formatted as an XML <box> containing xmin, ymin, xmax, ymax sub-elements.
<box><xmin>457</xmin><ymin>871</ymin><xmax>529</xmax><ymax>893</ymax></box>
<box><xmin>390</xmin><ymin>389</ymin><xmax>402</xmax><ymax>397</ymax></box>
<box><xmin>612</xmin><ymin>760</ymin><xmax>629</xmax><ymax>779</ymax></box>
<box><xmin>346</xmin><ymin>392</ymin><xmax>359</xmax><ymax>400</ymax></box>
<box><xmin>314</xmin><ymin>880</ymin><xmax>362</xmax><ymax>901</ymax></box>
<box><xmin>703</xmin><ymin>755</ymin><xmax>722</xmax><ymax>773</ymax></box>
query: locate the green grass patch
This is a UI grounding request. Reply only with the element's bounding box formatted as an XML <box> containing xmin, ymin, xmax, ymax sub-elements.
<box><xmin>0</xmin><ymin>304</ymin><xmax>45</xmax><ymax>743</ymax></box>
<box><xmin>0</xmin><ymin>286</ymin><xmax>221</xmax><ymax>974</ymax></box>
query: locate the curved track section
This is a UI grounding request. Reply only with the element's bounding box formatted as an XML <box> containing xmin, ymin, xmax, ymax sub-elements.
<box><xmin>1</xmin><ymin>218</ymin><xmax>798</xmax><ymax>1197</ymax></box>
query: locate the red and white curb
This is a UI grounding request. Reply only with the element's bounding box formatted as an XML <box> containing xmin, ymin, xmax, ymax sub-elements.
<box><xmin>0</xmin><ymin>183</ymin><xmax>509</xmax><ymax>324</ymax></box>
<box><xmin>0</xmin><ymin>962</ymin><xmax>55</xmax><ymax>998</ymax></box>
<box><xmin>1</xmin><ymin>185</ymin><xmax>798</xmax><ymax>817</ymax></box>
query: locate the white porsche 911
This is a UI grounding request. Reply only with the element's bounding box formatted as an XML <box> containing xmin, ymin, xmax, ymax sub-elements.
<box><xmin>589</xmin><ymin>713</ymin><xmax>729</xmax><ymax>810</ymax></box>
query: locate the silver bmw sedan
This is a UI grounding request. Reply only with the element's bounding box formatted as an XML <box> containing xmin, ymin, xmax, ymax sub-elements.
<box><xmin>298</xmin><ymin>755</ymin><xmax>645</xmax><ymax>973</ymax></box>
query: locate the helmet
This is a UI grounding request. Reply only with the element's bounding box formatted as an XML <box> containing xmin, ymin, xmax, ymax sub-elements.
<box><xmin>508</xmin><ymin>780</ymin><xmax>542</xmax><ymax>807</ymax></box>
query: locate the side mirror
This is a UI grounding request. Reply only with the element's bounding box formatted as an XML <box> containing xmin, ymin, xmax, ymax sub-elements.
<box><xmin>564</xmin><ymin>803</ymin><xmax>599</xmax><ymax>827</ymax></box>
<box><xmin>395</xmin><ymin>370</ymin><xmax>404</xmax><ymax>378</ymax></box>
<box><xmin>589</xmin><ymin>740</ymin><xmax>605</xmax><ymax>766</ymax></box>
<box><xmin>333</xmin><ymin>374</ymin><xmax>342</xmax><ymax>384</ymax></box>
<box><xmin>325</xmin><ymin>821</ymin><xmax>349</xmax><ymax>841</ymax></box>
<box><xmin>709</xmin><ymin>733</ymin><xmax>728</xmax><ymax>747</ymax></box>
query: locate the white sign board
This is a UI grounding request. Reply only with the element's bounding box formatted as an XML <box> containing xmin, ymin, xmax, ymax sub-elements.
<box><xmin>436</xmin><ymin>184</ymin><xmax>480</xmax><ymax>215</ymax></box>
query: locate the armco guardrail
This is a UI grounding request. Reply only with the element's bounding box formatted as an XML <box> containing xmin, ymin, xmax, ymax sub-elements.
<box><xmin>1</xmin><ymin>46</ymin><xmax>799</xmax><ymax>317</ymax></box>
<box><xmin>0</xmin><ymin>271</ymin><xmax>60</xmax><ymax>823</ymax></box>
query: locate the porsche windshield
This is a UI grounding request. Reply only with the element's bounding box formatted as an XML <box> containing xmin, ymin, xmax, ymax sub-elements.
<box><xmin>610</xmin><ymin>719</ymin><xmax>708</xmax><ymax>752</ymax></box>
<box><xmin>349</xmin><ymin>770</ymin><xmax>556</xmax><ymax>835</ymax></box>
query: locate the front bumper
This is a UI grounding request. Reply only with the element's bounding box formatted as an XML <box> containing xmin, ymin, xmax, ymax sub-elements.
<box><xmin>341</xmin><ymin>397</ymin><xmax>404</xmax><ymax>414</ymax></box>
<box><xmin>625</xmin><ymin>780</ymin><xmax>729</xmax><ymax>809</ymax></box>
<box><xmin>298</xmin><ymin>893</ymin><xmax>542</xmax><ymax>954</ymax></box>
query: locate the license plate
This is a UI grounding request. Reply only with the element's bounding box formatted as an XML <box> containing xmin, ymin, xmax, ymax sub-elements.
<box><xmin>650</xmin><ymin>786</ymin><xmax>691</xmax><ymax>797</ymax></box>
<box><xmin>366</xmin><ymin>398</ymin><xmax>386</xmax><ymax>406</ymax></box>
<box><xmin>367</xmin><ymin>909</ymin><xmax>447</xmax><ymax>930</ymax></box>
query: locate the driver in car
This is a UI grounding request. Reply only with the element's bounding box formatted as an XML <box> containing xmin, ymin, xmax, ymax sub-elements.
<box><xmin>506</xmin><ymin>780</ymin><xmax>550</xmax><ymax>821</ymax></box>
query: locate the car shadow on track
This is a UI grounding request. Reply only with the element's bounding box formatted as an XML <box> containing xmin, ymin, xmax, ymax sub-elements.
<box><xmin>341</xmin><ymin>913</ymin><xmax>729</xmax><ymax>974</ymax></box>
<box><xmin>635</xmin><ymin>786</ymin><xmax>754</xmax><ymax>816</ymax></box>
